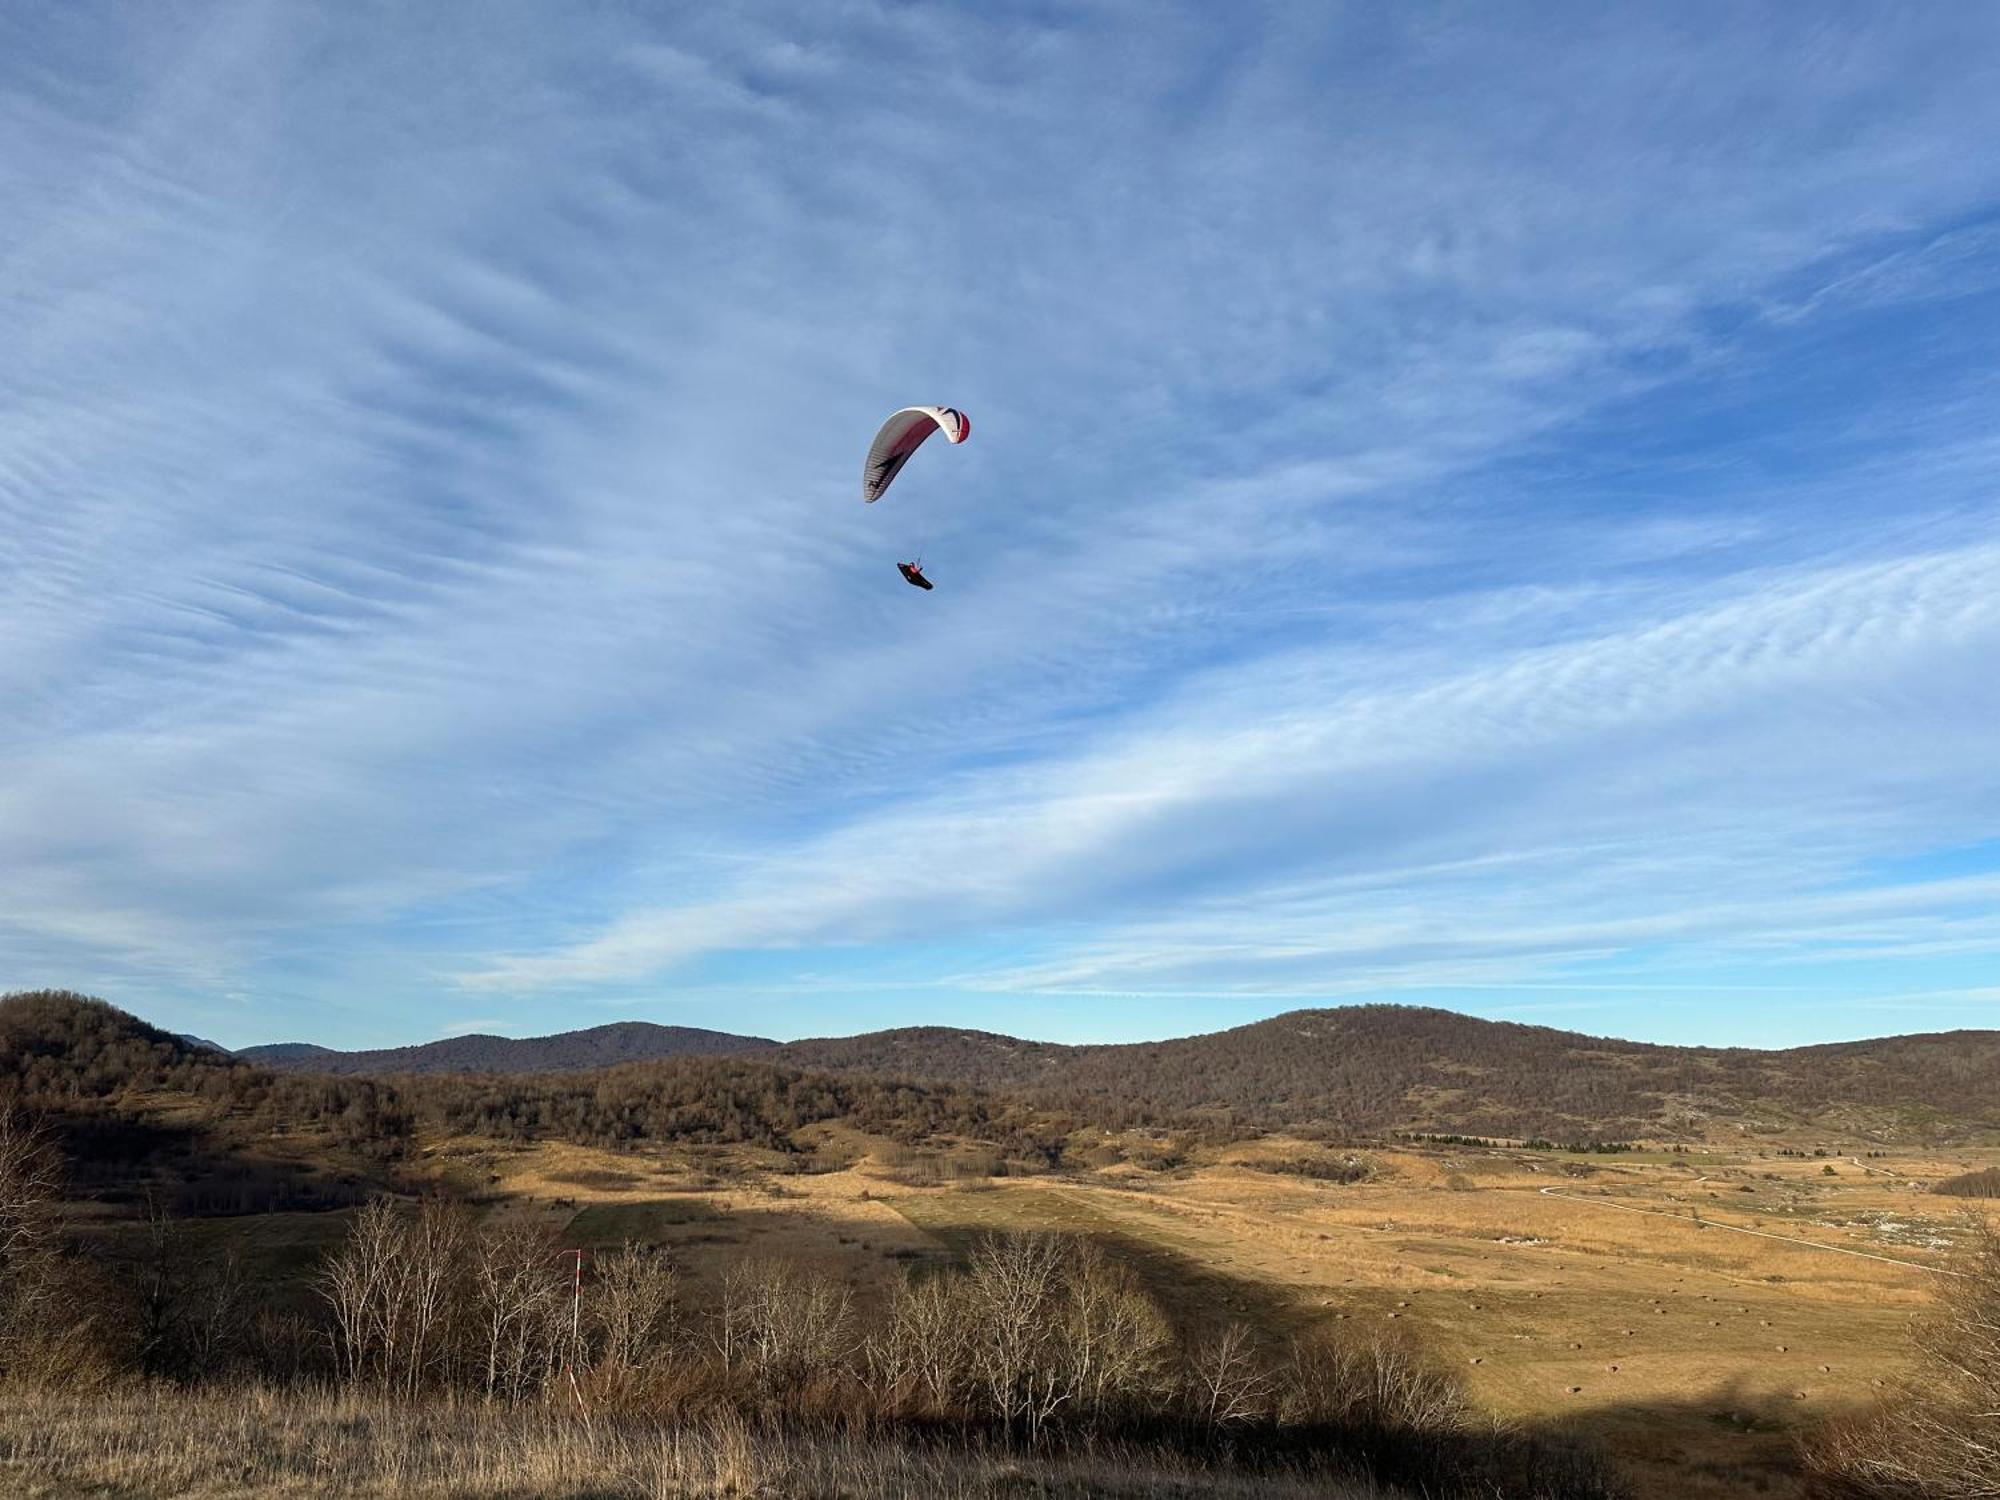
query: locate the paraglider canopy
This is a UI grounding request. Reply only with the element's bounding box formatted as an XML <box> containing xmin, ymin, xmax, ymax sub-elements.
<box><xmin>862</xmin><ymin>406</ymin><xmax>969</xmax><ymax>503</ymax></box>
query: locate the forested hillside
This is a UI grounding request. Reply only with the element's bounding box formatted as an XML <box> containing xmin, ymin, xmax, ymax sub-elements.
<box><xmin>0</xmin><ymin>992</ymin><xmax>1066</xmax><ymax>1212</ymax></box>
<box><xmin>776</xmin><ymin>1006</ymin><xmax>2000</xmax><ymax>1139</ymax></box>
<box><xmin>16</xmin><ymin>991</ymin><xmax>2000</xmax><ymax>1146</ymax></box>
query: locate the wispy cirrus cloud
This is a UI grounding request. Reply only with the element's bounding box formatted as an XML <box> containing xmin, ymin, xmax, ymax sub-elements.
<box><xmin>467</xmin><ymin>539</ymin><xmax>2000</xmax><ymax>993</ymax></box>
<box><xmin>3</xmin><ymin>4</ymin><xmax>1999</xmax><ymax>1046</ymax></box>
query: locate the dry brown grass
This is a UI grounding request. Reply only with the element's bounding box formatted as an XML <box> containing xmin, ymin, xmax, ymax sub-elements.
<box><xmin>874</xmin><ymin>1142</ymin><xmax>2000</xmax><ymax>1500</ymax></box>
<box><xmin>1798</xmin><ymin>1221</ymin><xmax>2000</xmax><ymax>1498</ymax></box>
<box><xmin>0</xmin><ymin>1383</ymin><xmax>1392</xmax><ymax>1499</ymax></box>
<box><xmin>54</xmin><ymin>1129</ymin><xmax>2000</xmax><ymax>1500</ymax></box>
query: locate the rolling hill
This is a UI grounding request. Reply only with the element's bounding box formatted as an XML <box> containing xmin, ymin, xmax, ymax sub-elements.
<box><xmin>239</xmin><ymin>1020</ymin><xmax>778</xmax><ymax>1075</ymax></box>
<box><xmin>786</xmin><ymin>1007</ymin><xmax>2000</xmax><ymax>1138</ymax></box>
<box><xmin>228</xmin><ymin>1001</ymin><xmax>2000</xmax><ymax>1141</ymax></box>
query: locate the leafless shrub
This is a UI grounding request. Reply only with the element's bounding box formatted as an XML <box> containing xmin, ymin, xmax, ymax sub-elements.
<box><xmin>183</xmin><ymin>1247</ymin><xmax>250</xmax><ymax>1378</ymax></box>
<box><xmin>1932</xmin><ymin>1168</ymin><xmax>2000</xmax><ymax>1199</ymax></box>
<box><xmin>963</xmin><ymin>1231</ymin><xmax>1075</xmax><ymax>1439</ymax></box>
<box><xmin>0</xmin><ymin>1109</ymin><xmax>117</xmax><ymax>1387</ymax></box>
<box><xmin>1801</xmin><ymin>1219</ymin><xmax>2000</xmax><ymax>1497</ymax></box>
<box><xmin>1187</xmin><ymin>1322</ymin><xmax>1274</xmax><ymax>1428</ymax></box>
<box><xmin>136</xmin><ymin>1196</ymin><xmax>243</xmax><ymax>1381</ymax></box>
<box><xmin>1280</xmin><ymin>1325</ymin><xmax>1471</xmax><ymax>1436</ymax></box>
<box><xmin>0</xmin><ymin>1108</ymin><xmax>57</xmax><ymax>1276</ymax></box>
<box><xmin>929</xmin><ymin>1232</ymin><xmax>1180</xmax><ymax>1441</ymax></box>
<box><xmin>320</xmin><ymin>1196</ymin><xmax>471</xmax><ymax>1396</ymax></box>
<box><xmin>868</xmin><ymin>1269</ymin><xmax>977</xmax><ymax>1416</ymax></box>
<box><xmin>715</xmin><ymin>1257</ymin><xmax>854</xmax><ymax>1403</ymax></box>
<box><xmin>1250</xmin><ymin>1153</ymin><xmax>1374</xmax><ymax>1185</ymax></box>
<box><xmin>589</xmin><ymin>1239</ymin><xmax>682</xmax><ymax>1378</ymax></box>
<box><xmin>470</xmin><ymin>1217</ymin><xmax>567</xmax><ymax>1401</ymax></box>
<box><xmin>1066</xmin><ymin>1239</ymin><xmax>1173</xmax><ymax>1422</ymax></box>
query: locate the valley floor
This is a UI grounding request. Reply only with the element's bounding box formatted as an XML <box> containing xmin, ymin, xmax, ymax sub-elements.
<box><xmin>424</xmin><ymin>1132</ymin><xmax>1996</xmax><ymax>1500</ymax></box>
<box><xmin>54</xmin><ymin>1130</ymin><xmax>2000</xmax><ymax>1500</ymax></box>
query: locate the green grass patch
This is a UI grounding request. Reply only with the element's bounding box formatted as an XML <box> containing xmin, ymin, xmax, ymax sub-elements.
<box><xmin>75</xmin><ymin>1209</ymin><xmax>356</xmax><ymax>1308</ymax></box>
<box><xmin>563</xmin><ymin>1198</ymin><xmax>722</xmax><ymax>1246</ymax></box>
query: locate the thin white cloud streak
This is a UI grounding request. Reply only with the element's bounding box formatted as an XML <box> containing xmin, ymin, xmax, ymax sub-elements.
<box><xmin>467</xmin><ymin>539</ymin><xmax>2000</xmax><ymax>991</ymax></box>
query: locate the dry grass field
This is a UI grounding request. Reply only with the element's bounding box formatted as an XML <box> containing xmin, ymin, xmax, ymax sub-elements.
<box><xmin>51</xmin><ymin>1122</ymin><xmax>1994</xmax><ymax>1498</ymax></box>
<box><xmin>0</xmin><ymin>1385</ymin><xmax>1388</xmax><ymax>1500</ymax></box>
<box><xmin>402</xmin><ymin>1131</ymin><xmax>2000</xmax><ymax>1500</ymax></box>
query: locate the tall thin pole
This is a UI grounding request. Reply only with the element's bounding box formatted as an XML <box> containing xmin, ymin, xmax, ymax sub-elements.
<box><xmin>560</xmin><ymin>1248</ymin><xmax>588</xmax><ymax>1416</ymax></box>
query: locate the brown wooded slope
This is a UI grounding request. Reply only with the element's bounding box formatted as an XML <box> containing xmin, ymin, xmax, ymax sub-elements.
<box><xmin>222</xmin><ymin>996</ymin><xmax>2000</xmax><ymax>1140</ymax></box>
<box><xmin>239</xmin><ymin>1021</ymin><xmax>779</xmax><ymax>1075</ymax></box>
<box><xmin>775</xmin><ymin>1006</ymin><xmax>2000</xmax><ymax>1138</ymax></box>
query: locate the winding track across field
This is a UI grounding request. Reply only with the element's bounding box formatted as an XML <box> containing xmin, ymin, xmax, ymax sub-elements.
<box><xmin>1535</xmin><ymin>1185</ymin><xmax>1964</xmax><ymax>1277</ymax></box>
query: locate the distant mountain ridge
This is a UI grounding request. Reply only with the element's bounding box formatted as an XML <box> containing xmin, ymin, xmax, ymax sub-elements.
<box><xmin>239</xmin><ymin>1020</ymin><xmax>777</xmax><ymax>1076</ymax></box>
<box><xmin>233</xmin><ymin>1003</ymin><xmax>2000</xmax><ymax>1140</ymax></box>
<box><xmin>780</xmin><ymin>1007</ymin><xmax>2000</xmax><ymax>1138</ymax></box>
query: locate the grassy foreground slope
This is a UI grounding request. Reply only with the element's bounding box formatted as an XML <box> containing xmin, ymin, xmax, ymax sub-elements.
<box><xmin>0</xmin><ymin>1386</ymin><xmax>1388</xmax><ymax>1500</ymax></box>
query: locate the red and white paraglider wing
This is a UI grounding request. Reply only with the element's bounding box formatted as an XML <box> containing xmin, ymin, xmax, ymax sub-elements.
<box><xmin>862</xmin><ymin>405</ymin><xmax>970</xmax><ymax>502</ymax></box>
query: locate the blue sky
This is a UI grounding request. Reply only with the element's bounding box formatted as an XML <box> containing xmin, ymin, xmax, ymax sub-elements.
<box><xmin>4</xmin><ymin>3</ymin><xmax>1998</xmax><ymax>1052</ymax></box>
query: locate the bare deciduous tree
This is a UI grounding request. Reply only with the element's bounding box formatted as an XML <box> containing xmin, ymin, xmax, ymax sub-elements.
<box><xmin>1803</xmin><ymin>1219</ymin><xmax>2000</xmax><ymax>1497</ymax></box>
<box><xmin>1188</xmin><ymin>1322</ymin><xmax>1272</xmax><ymax>1429</ymax></box>
<box><xmin>321</xmin><ymin>1197</ymin><xmax>469</xmax><ymax>1396</ymax></box>
<box><xmin>184</xmin><ymin>1248</ymin><xmax>249</xmax><ymax>1378</ymax></box>
<box><xmin>0</xmin><ymin>1110</ymin><xmax>60</xmax><ymax>1370</ymax></box>
<box><xmin>589</xmin><ymin>1239</ymin><xmax>681</xmax><ymax>1384</ymax></box>
<box><xmin>471</xmin><ymin>1219</ymin><xmax>565</xmax><ymax>1401</ymax></box>
<box><xmin>321</xmin><ymin>1197</ymin><xmax>402</xmax><ymax>1386</ymax></box>
<box><xmin>869</xmin><ymin>1272</ymin><xmax>975</xmax><ymax>1416</ymax></box>
<box><xmin>1281</xmin><ymin>1326</ymin><xmax>1467</xmax><ymax>1435</ymax></box>
<box><xmin>963</xmin><ymin>1232</ymin><xmax>1072</xmax><ymax>1439</ymax></box>
<box><xmin>720</xmin><ymin>1257</ymin><xmax>853</xmax><ymax>1399</ymax></box>
<box><xmin>0</xmin><ymin>1110</ymin><xmax>57</xmax><ymax>1274</ymax></box>
<box><xmin>1066</xmin><ymin>1241</ymin><xmax>1171</xmax><ymax>1423</ymax></box>
<box><xmin>395</xmin><ymin>1197</ymin><xmax>468</xmax><ymax>1398</ymax></box>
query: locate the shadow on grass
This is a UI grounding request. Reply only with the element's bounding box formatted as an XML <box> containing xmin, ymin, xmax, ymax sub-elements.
<box><xmin>51</xmin><ymin>1109</ymin><xmax>376</xmax><ymax>1215</ymax></box>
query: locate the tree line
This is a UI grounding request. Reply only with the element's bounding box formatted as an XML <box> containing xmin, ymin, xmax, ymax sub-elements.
<box><xmin>0</xmin><ymin>993</ymin><xmax>1085</xmax><ymax>1209</ymax></box>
